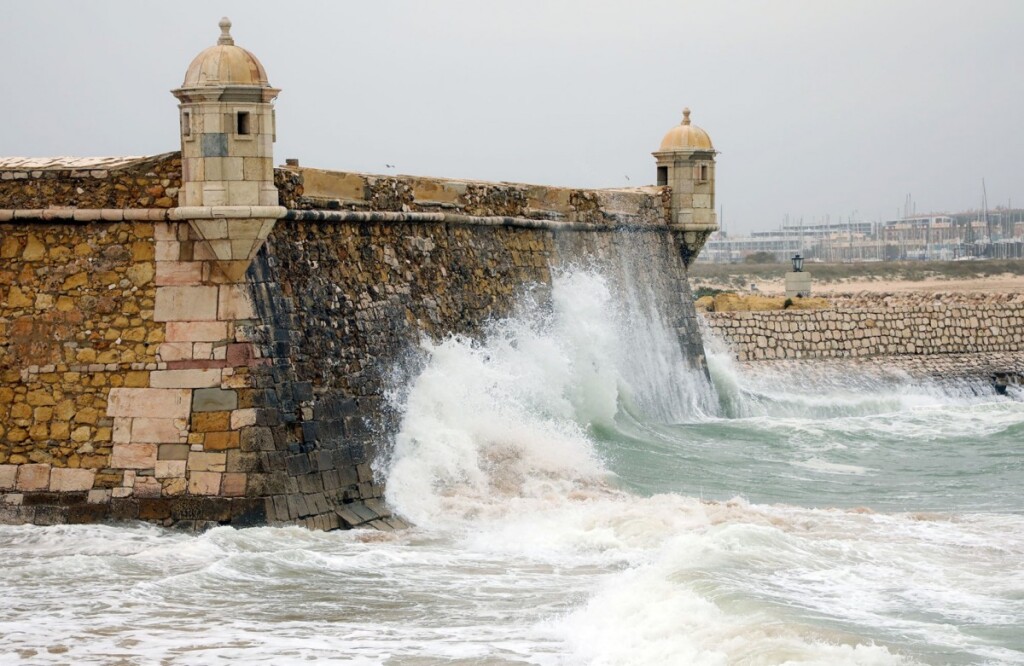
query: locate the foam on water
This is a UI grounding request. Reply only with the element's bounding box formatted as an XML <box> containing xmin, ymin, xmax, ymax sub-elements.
<box><xmin>3</xmin><ymin>264</ymin><xmax>1023</xmax><ymax>664</ymax></box>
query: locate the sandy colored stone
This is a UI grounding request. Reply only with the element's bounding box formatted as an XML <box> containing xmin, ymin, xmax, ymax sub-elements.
<box><xmin>110</xmin><ymin>443</ymin><xmax>158</xmax><ymax>469</ymax></box>
<box><xmin>21</xmin><ymin>236</ymin><xmax>45</xmax><ymax>261</ymax></box>
<box><xmin>154</xmin><ymin>285</ymin><xmax>218</xmax><ymax>322</ymax></box>
<box><xmin>218</xmin><ymin>284</ymin><xmax>256</xmax><ymax>320</ymax></box>
<box><xmin>192</xmin><ymin>411</ymin><xmax>230</xmax><ymax>432</ymax></box>
<box><xmin>133</xmin><ymin>476</ymin><xmax>163</xmax><ymax>498</ymax></box>
<box><xmin>49</xmin><ymin>468</ymin><xmax>96</xmax><ymax>492</ymax></box>
<box><xmin>16</xmin><ymin>463</ymin><xmax>51</xmax><ymax>491</ymax></box>
<box><xmin>0</xmin><ymin>465</ymin><xmax>17</xmax><ymax>490</ymax></box>
<box><xmin>131</xmin><ymin>417</ymin><xmax>186</xmax><ymax>443</ymax></box>
<box><xmin>149</xmin><ymin>368</ymin><xmax>222</xmax><ymax>389</ymax></box>
<box><xmin>7</xmin><ymin>286</ymin><xmax>33</xmax><ymax>307</ymax></box>
<box><xmin>155</xmin><ymin>460</ymin><xmax>187</xmax><ymax>479</ymax></box>
<box><xmin>165</xmin><ymin>321</ymin><xmax>227</xmax><ymax>342</ymax></box>
<box><xmin>187</xmin><ymin>452</ymin><xmax>226</xmax><ymax>472</ymax></box>
<box><xmin>107</xmin><ymin>388</ymin><xmax>191</xmax><ymax>419</ymax></box>
<box><xmin>204</xmin><ymin>431</ymin><xmax>240</xmax><ymax>451</ymax></box>
<box><xmin>188</xmin><ymin>471</ymin><xmax>222</xmax><ymax>495</ymax></box>
<box><xmin>221</xmin><ymin>472</ymin><xmax>246</xmax><ymax>496</ymax></box>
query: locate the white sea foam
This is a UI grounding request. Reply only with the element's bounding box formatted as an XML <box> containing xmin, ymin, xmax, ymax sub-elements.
<box><xmin>3</xmin><ymin>266</ymin><xmax>1023</xmax><ymax>664</ymax></box>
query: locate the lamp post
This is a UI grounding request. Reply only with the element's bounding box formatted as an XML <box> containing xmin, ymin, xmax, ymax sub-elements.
<box><xmin>785</xmin><ymin>253</ymin><xmax>811</xmax><ymax>298</ymax></box>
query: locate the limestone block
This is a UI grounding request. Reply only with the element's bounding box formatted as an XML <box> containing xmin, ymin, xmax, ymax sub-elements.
<box><xmin>225</xmin><ymin>219</ymin><xmax>264</xmax><ymax>240</ymax></box>
<box><xmin>154</xmin><ymin>286</ymin><xmax>219</xmax><ymax>322</ymax></box>
<box><xmin>165</xmin><ymin>321</ymin><xmax>228</xmax><ymax>342</ymax></box>
<box><xmin>16</xmin><ymin>464</ymin><xmax>51</xmax><ymax>491</ymax></box>
<box><xmin>111</xmin><ymin>443</ymin><xmax>158</xmax><ymax>469</ymax></box>
<box><xmin>259</xmin><ymin>186</ymin><xmax>279</xmax><ymax>206</ymax></box>
<box><xmin>155</xmin><ymin>460</ymin><xmax>187</xmax><ymax>479</ymax></box>
<box><xmin>218</xmin><ymin>285</ymin><xmax>256</xmax><ymax>320</ymax></box>
<box><xmin>87</xmin><ymin>489</ymin><xmax>111</xmax><ymax>504</ymax></box>
<box><xmin>187</xmin><ymin>452</ymin><xmax>226</xmax><ymax>473</ymax></box>
<box><xmin>188</xmin><ymin>471</ymin><xmax>222</xmax><ymax>496</ymax></box>
<box><xmin>301</xmin><ymin>169</ymin><xmax>367</xmax><ymax>201</ymax></box>
<box><xmin>158</xmin><ymin>342</ymin><xmax>194</xmax><ymax>362</ymax></box>
<box><xmin>108</xmin><ymin>388</ymin><xmax>192</xmax><ymax>420</ymax></box>
<box><xmin>49</xmin><ymin>468</ymin><xmax>96</xmax><ymax>492</ymax></box>
<box><xmin>192</xmin><ymin>219</ymin><xmax>228</xmax><ymax>240</ymax></box>
<box><xmin>228</xmin><ymin>181</ymin><xmax>260</xmax><ymax>206</ymax></box>
<box><xmin>0</xmin><ymin>465</ymin><xmax>17</xmax><ymax>490</ymax></box>
<box><xmin>222</xmin><ymin>157</ymin><xmax>245</xmax><ymax>181</ymax></box>
<box><xmin>193</xmin><ymin>388</ymin><xmax>237</xmax><ymax>412</ymax></box>
<box><xmin>150</xmin><ymin>369</ymin><xmax>222</xmax><ymax>389</ymax></box>
<box><xmin>221</xmin><ymin>473</ymin><xmax>246</xmax><ymax>497</ymax></box>
<box><xmin>132</xmin><ymin>417</ymin><xmax>187</xmax><ymax>443</ymax></box>
<box><xmin>147</xmin><ymin>244</ymin><xmax>192</xmax><ymax>281</ymax></box>
<box><xmin>230</xmin><ymin>408</ymin><xmax>258</xmax><ymax>430</ymax></box>
<box><xmin>159</xmin><ymin>444</ymin><xmax>191</xmax><ymax>461</ymax></box>
<box><xmin>133</xmin><ymin>476</ymin><xmax>163</xmax><ymax>498</ymax></box>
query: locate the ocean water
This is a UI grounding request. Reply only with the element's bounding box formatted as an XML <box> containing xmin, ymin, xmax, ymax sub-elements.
<box><xmin>2</xmin><ymin>267</ymin><xmax>1022</xmax><ymax>665</ymax></box>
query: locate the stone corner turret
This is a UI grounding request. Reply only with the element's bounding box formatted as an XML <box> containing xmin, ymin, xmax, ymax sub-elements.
<box><xmin>171</xmin><ymin>17</ymin><xmax>285</xmax><ymax>282</ymax></box>
<box><xmin>653</xmin><ymin>107</ymin><xmax>718</xmax><ymax>267</ymax></box>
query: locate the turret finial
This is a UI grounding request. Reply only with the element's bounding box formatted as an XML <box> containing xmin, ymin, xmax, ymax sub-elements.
<box><xmin>682</xmin><ymin>107</ymin><xmax>691</xmax><ymax>126</ymax></box>
<box><xmin>218</xmin><ymin>17</ymin><xmax>234</xmax><ymax>45</ymax></box>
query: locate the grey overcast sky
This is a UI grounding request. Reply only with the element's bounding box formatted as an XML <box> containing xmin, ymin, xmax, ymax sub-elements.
<box><xmin>2</xmin><ymin>1</ymin><xmax>1021</xmax><ymax>233</ymax></box>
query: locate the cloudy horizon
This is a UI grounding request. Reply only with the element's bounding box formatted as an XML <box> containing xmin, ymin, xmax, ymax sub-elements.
<box><xmin>3</xmin><ymin>1</ymin><xmax>1021</xmax><ymax>233</ymax></box>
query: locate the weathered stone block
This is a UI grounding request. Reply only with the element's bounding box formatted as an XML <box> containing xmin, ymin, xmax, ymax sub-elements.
<box><xmin>150</xmin><ymin>368</ymin><xmax>222</xmax><ymax>389</ymax></box>
<box><xmin>132</xmin><ymin>417</ymin><xmax>186</xmax><ymax>443</ymax></box>
<box><xmin>0</xmin><ymin>465</ymin><xmax>17</xmax><ymax>490</ymax></box>
<box><xmin>165</xmin><ymin>321</ymin><xmax>228</xmax><ymax>342</ymax></box>
<box><xmin>188</xmin><ymin>472</ymin><xmax>222</xmax><ymax>496</ymax></box>
<box><xmin>49</xmin><ymin>468</ymin><xmax>96</xmax><ymax>492</ymax></box>
<box><xmin>133</xmin><ymin>476</ymin><xmax>163</xmax><ymax>498</ymax></box>
<box><xmin>221</xmin><ymin>473</ymin><xmax>246</xmax><ymax>497</ymax></box>
<box><xmin>193</xmin><ymin>388</ymin><xmax>237</xmax><ymax>412</ymax></box>
<box><xmin>218</xmin><ymin>284</ymin><xmax>256</xmax><ymax>320</ymax></box>
<box><xmin>111</xmin><ymin>443</ymin><xmax>158</xmax><ymax>469</ymax></box>
<box><xmin>108</xmin><ymin>388</ymin><xmax>192</xmax><ymax>419</ymax></box>
<box><xmin>187</xmin><ymin>452</ymin><xmax>226</xmax><ymax>472</ymax></box>
<box><xmin>154</xmin><ymin>286</ymin><xmax>219</xmax><ymax>322</ymax></box>
<box><xmin>159</xmin><ymin>444</ymin><xmax>191</xmax><ymax>460</ymax></box>
<box><xmin>16</xmin><ymin>464</ymin><xmax>51</xmax><ymax>491</ymax></box>
<box><xmin>155</xmin><ymin>460</ymin><xmax>187</xmax><ymax>479</ymax></box>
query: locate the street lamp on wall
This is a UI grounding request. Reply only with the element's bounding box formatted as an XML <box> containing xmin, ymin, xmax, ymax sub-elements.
<box><xmin>791</xmin><ymin>253</ymin><xmax>804</xmax><ymax>272</ymax></box>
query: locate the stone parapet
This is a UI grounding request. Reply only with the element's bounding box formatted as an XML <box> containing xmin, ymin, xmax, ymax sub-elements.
<box><xmin>0</xmin><ymin>153</ymin><xmax>181</xmax><ymax>210</ymax></box>
<box><xmin>278</xmin><ymin>165</ymin><xmax>672</xmax><ymax>228</ymax></box>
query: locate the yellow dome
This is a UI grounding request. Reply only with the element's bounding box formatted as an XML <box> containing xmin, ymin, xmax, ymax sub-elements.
<box><xmin>658</xmin><ymin>108</ymin><xmax>714</xmax><ymax>151</ymax></box>
<box><xmin>181</xmin><ymin>18</ymin><xmax>270</xmax><ymax>88</ymax></box>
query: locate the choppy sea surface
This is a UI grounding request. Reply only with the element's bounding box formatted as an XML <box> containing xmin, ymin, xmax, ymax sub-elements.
<box><xmin>2</xmin><ymin>268</ymin><xmax>1022</xmax><ymax>665</ymax></box>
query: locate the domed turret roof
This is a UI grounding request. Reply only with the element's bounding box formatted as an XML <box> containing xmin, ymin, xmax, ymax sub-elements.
<box><xmin>180</xmin><ymin>18</ymin><xmax>270</xmax><ymax>88</ymax></box>
<box><xmin>658</xmin><ymin>108</ymin><xmax>714</xmax><ymax>152</ymax></box>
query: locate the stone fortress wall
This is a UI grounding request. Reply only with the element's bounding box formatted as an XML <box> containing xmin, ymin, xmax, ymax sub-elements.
<box><xmin>0</xmin><ymin>155</ymin><xmax>705</xmax><ymax>529</ymax></box>
<box><xmin>0</xmin><ymin>17</ymin><xmax>716</xmax><ymax>530</ymax></box>
<box><xmin>701</xmin><ymin>292</ymin><xmax>1024</xmax><ymax>379</ymax></box>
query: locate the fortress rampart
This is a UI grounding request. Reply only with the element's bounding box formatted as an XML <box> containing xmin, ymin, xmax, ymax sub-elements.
<box><xmin>0</xmin><ymin>18</ymin><xmax>715</xmax><ymax>530</ymax></box>
<box><xmin>0</xmin><ymin>157</ymin><xmax>705</xmax><ymax>530</ymax></box>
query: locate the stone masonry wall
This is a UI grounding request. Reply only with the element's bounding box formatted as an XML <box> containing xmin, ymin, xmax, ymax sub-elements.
<box><xmin>1</xmin><ymin>160</ymin><xmax>704</xmax><ymax>530</ymax></box>
<box><xmin>242</xmin><ymin>213</ymin><xmax>704</xmax><ymax>531</ymax></box>
<box><xmin>702</xmin><ymin>293</ymin><xmax>1024</xmax><ymax>362</ymax></box>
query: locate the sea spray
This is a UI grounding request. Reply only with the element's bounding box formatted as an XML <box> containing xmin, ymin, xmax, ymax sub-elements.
<box><xmin>2</xmin><ymin>269</ymin><xmax>1023</xmax><ymax>664</ymax></box>
<box><xmin>384</xmin><ymin>266</ymin><xmax>719</xmax><ymax>527</ymax></box>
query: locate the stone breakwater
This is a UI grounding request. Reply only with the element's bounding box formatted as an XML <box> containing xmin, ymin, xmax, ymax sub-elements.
<box><xmin>1</xmin><ymin>154</ymin><xmax>704</xmax><ymax>530</ymax></box>
<box><xmin>701</xmin><ymin>292</ymin><xmax>1024</xmax><ymax>362</ymax></box>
